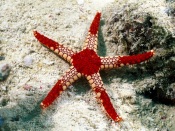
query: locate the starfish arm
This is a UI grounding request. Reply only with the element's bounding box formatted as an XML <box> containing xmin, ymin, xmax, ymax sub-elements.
<box><xmin>86</xmin><ymin>73</ymin><xmax>122</xmax><ymax>122</ymax></box>
<box><xmin>34</xmin><ymin>31</ymin><xmax>75</xmax><ymax>63</ymax></box>
<box><xmin>100</xmin><ymin>50</ymin><xmax>154</xmax><ymax>69</ymax></box>
<box><xmin>83</xmin><ymin>12</ymin><xmax>101</xmax><ymax>52</ymax></box>
<box><xmin>40</xmin><ymin>66</ymin><xmax>81</xmax><ymax>109</ymax></box>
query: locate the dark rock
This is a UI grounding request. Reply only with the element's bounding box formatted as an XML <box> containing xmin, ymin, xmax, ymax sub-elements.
<box><xmin>103</xmin><ymin>5</ymin><xmax>175</xmax><ymax>104</ymax></box>
<box><xmin>0</xmin><ymin>56</ymin><xmax>5</xmax><ymax>60</ymax></box>
<box><xmin>0</xmin><ymin>64</ymin><xmax>11</xmax><ymax>81</ymax></box>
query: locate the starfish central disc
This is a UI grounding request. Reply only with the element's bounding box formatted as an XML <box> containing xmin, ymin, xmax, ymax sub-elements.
<box><xmin>72</xmin><ymin>48</ymin><xmax>101</xmax><ymax>75</ymax></box>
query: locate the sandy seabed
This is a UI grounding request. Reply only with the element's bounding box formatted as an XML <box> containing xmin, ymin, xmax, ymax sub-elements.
<box><xmin>0</xmin><ymin>0</ymin><xmax>175</xmax><ymax>131</ymax></box>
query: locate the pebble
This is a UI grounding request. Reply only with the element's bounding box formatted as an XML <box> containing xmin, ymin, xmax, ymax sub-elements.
<box><xmin>23</xmin><ymin>55</ymin><xmax>33</xmax><ymax>67</ymax></box>
<box><xmin>0</xmin><ymin>63</ymin><xmax>11</xmax><ymax>81</ymax></box>
<box><xmin>1</xmin><ymin>86</ymin><xmax>7</xmax><ymax>91</ymax></box>
<box><xmin>0</xmin><ymin>56</ymin><xmax>5</xmax><ymax>60</ymax></box>
<box><xmin>77</xmin><ymin>0</ymin><xmax>84</xmax><ymax>5</ymax></box>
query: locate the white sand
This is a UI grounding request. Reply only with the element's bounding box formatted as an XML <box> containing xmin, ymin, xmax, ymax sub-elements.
<box><xmin>0</xmin><ymin>0</ymin><xmax>174</xmax><ymax>130</ymax></box>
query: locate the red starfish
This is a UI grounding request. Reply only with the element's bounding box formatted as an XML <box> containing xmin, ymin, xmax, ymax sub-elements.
<box><xmin>34</xmin><ymin>12</ymin><xmax>154</xmax><ymax>122</ymax></box>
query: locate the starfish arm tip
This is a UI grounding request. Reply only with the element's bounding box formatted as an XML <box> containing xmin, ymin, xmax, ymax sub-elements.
<box><xmin>40</xmin><ymin>102</ymin><xmax>46</xmax><ymax>109</ymax></box>
<box><xmin>33</xmin><ymin>30</ymin><xmax>37</xmax><ymax>36</ymax></box>
<box><xmin>93</xmin><ymin>86</ymin><xmax>122</xmax><ymax>122</ymax></box>
<box><xmin>88</xmin><ymin>12</ymin><xmax>101</xmax><ymax>35</ymax></box>
<box><xmin>151</xmin><ymin>49</ymin><xmax>155</xmax><ymax>55</ymax></box>
<box><xmin>115</xmin><ymin>116</ymin><xmax>123</xmax><ymax>122</ymax></box>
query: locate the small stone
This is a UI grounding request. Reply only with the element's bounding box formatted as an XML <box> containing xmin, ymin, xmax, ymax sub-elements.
<box><xmin>23</xmin><ymin>55</ymin><xmax>33</xmax><ymax>67</ymax></box>
<box><xmin>0</xmin><ymin>63</ymin><xmax>11</xmax><ymax>81</ymax></box>
<box><xmin>77</xmin><ymin>0</ymin><xmax>84</xmax><ymax>5</ymax></box>
<box><xmin>65</xmin><ymin>24</ymin><xmax>72</xmax><ymax>28</ymax></box>
<box><xmin>1</xmin><ymin>86</ymin><xmax>7</xmax><ymax>91</ymax></box>
<box><xmin>0</xmin><ymin>56</ymin><xmax>5</xmax><ymax>60</ymax></box>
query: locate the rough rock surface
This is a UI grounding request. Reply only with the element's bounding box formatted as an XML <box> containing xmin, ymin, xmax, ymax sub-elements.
<box><xmin>101</xmin><ymin>1</ymin><xmax>175</xmax><ymax>130</ymax></box>
<box><xmin>103</xmin><ymin>2</ymin><xmax>175</xmax><ymax>105</ymax></box>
